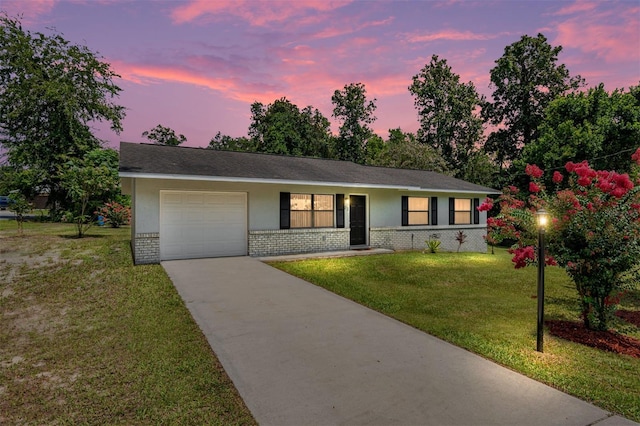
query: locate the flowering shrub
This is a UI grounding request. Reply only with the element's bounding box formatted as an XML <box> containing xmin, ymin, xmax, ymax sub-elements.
<box><xmin>483</xmin><ymin>148</ymin><xmax>640</xmax><ymax>330</ymax></box>
<box><xmin>95</xmin><ymin>202</ymin><xmax>131</xmax><ymax>228</ymax></box>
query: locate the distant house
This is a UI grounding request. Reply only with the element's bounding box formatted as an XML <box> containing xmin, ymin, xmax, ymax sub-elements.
<box><xmin>118</xmin><ymin>142</ymin><xmax>498</xmax><ymax>264</ymax></box>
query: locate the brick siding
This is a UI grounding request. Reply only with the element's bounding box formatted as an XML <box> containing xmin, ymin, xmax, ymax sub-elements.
<box><xmin>370</xmin><ymin>226</ymin><xmax>487</xmax><ymax>253</ymax></box>
<box><xmin>131</xmin><ymin>227</ymin><xmax>487</xmax><ymax>264</ymax></box>
<box><xmin>249</xmin><ymin>228</ymin><xmax>350</xmax><ymax>257</ymax></box>
<box><xmin>132</xmin><ymin>232</ymin><xmax>160</xmax><ymax>264</ymax></box>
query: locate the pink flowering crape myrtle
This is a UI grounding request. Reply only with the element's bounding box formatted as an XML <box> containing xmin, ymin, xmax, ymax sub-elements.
<box><xmin>485</xmin><ymin>149</ymin><xmax>640</xmax><ymax>330</ymax></box>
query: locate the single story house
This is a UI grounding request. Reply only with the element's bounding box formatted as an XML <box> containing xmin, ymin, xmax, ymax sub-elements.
<box><xmin>119</xmin><ymin>142</ymin><xmax>499</xmax><ymax>264</ymax></box>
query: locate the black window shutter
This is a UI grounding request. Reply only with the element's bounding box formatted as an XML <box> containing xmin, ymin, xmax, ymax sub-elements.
<box><xmin>280</xmin><ymin>192</ymin><xmax>290</xmax><ymax>229</ymax></box>
<box><xmin>431</xmin><ymin>197</ymin><xmax>438</xmax><ymax>225</ymax></box>
<box><xmin>336</xmin><ymin>194</ymin><xmax>345</xmax><ymax>228</ymax></box>
<box><xmin>401</xmin><ymin>196</ymin><xmax>409</xmax><ymax>226</ymax></box>
<box><xmin>449</xmin><ymin>198</ymin><xmax>455</xmax><ymax>225</ymax></box>
<box><xmin>473</xmin><ymin>198</ymin><xmax>480</xmax><ymax>224</ymax></box>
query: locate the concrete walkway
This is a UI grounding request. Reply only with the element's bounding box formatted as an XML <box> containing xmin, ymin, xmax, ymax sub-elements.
<box><xmin>162</xmin><ymin>257</ymin><xmax>637</xmax><ymax>426</ymax></box>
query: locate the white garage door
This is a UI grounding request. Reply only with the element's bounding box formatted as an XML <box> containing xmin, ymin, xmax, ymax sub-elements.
<box><xmin>160</xmin><ymin>191</ymin><xmax>247</xmax><ymax>260</ymax></box>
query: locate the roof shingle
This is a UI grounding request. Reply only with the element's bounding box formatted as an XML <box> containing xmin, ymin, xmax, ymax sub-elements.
<box><xmin>119</xmin><ymin>142</ymin><xmax>498</xmax><ymax>194</ymax></box>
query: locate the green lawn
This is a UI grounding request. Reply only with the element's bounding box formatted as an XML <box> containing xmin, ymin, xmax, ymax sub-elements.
<box><xmin>271</xmin><ymin>250</ymin><xmax>640</xmax><ymax>422</ymax></box>
<box><xmin>0</xmin><ymin>221</ymin><xmax>256</xmax><ymax>425</ymax></box>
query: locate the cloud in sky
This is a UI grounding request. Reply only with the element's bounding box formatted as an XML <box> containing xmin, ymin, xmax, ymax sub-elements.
<box><xmin>113</xmin><ymin>60</ymin><xmax>285</xmax><ymax>105</ymax></box>
<box><xmin>552</xmin><ymin>3</ymin><xmax>639</xmax><ymax>63</ymax></box>
<box><xmin>2</xmin><ymin>0</ymin><xmax>639</xmax><ymax>147</ymax></box>
<box><xmin>404</xmin><ymin>29</ymin><xmax>505</xmax><ymax>44</ymax></box>
<box><xmin>310</xmin><ymin>16</ymin><xmax>394</xmax><ymax>40</ymax></box>
<box><xmin>171</xmin><ymin>0</ymin><xmax>352</xmax><ymax>26</ymax></box>
<box><xmin>1</xmin><ymin>0</ymin><xmax>56</xmax><ymax>23</ymax></box>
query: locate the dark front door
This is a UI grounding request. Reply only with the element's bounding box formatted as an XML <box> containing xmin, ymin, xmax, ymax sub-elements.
<box><xmin>349</xmin><ymin>195</ymin><xmax>366</xmax><ymax>246</ymax></box>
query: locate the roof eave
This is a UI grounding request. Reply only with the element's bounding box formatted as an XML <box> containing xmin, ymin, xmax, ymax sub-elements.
<box><xmin>118</xmin><ymin>172</ymin><xmax>498</xmax><ymax>194</ymax></box>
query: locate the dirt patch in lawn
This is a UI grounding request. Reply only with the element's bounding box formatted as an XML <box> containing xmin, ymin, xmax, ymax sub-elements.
<box><xmin>547</xmin><ymin>311</ymin><xmax>640</xmax><ymax>359</ymax></box>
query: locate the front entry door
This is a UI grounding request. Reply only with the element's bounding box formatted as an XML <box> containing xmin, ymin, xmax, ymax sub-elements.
<box><xmin>349</xmin><ymin>195</ymin><xmax>366</xmax><ymax>246</ymax></box>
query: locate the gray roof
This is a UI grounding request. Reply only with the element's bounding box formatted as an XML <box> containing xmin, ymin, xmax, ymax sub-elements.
<box><xmin>119</xmin><ymin>142</ymin><xmax>498</xmax><ymax>194</ymax></box>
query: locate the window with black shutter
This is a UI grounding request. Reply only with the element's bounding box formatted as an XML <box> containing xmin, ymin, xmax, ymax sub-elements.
<box><xmin>401</xmin><ymin>196</ymin><xmax>429</xmax><ymax>225</ymax></box>
<box><xmin>449</xmin><ymin>198</ymin><xmax>473</xmax><ymax>225</ymax></box>
<box><xmin>280</xmin><ymin>192</ymin><xmax>335</xmax><ymax>229</ymax></box>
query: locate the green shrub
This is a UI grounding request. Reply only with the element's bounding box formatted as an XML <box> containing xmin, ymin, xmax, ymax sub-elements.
<box><xmin>95</xmin><ymin>202</ymin><xmax>131</xmax><ymax>228</ymax></box>
<box><xmin>425</xmin><ymin>238</ymin><xmax>441</xmax><ymax>253</ymax></box>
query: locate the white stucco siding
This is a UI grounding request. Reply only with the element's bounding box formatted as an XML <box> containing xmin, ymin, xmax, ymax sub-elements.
<box><xmin>128</xmin><ymin>178</ymin><xmax>489</xmax><ymax>236</ymax></box>
<box><xmin>367</xmin><ymin>189</ymin><xmax>397</xmax><ymax>227</ymax></box>
<box><xmin>131</xmin><ymin>178</ymin><xmax>260</xmax><ymax>234</ymax></box>
<box><xmin>368</xmin><ymin>191</ymin><xmax>449</xmax><ymax>227</ymax></box>
<box><xmin>129</xmin><ymin>178</ymin><xmax>376</xmax><ymax>233</ymax></box>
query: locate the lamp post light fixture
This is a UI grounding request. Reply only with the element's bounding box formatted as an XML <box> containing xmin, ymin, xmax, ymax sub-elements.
<box><xmin>536</xmin><ymin>208</ymin><xmax>549</xmax><ymax>352</ymax></box>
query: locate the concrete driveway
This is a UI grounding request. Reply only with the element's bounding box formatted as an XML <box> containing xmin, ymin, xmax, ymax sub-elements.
<box><xmin>162</xmin><ymin>256</ymin><xmax>637</xmax><ymax>426</ymax></box>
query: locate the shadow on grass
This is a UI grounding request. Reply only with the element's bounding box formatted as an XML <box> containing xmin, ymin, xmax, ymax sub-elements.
<box><xmin>58</xmin><ymin>233</ymin><xmax>110</xmax><ymax>239</ymax></box>
<box><xmin>623</xmin><ymin>287</ymin><xmax>640</xmax><ymax>306</ymax></box>
<box><xmin>547</xmin><ymin>295</ymin><xmax>580</xmax><ymax>318</ymax></box>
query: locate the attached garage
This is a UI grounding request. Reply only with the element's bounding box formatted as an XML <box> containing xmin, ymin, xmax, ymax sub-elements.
<box><xmin>160</xmin><ymin>190</ymin><xmax>247</xmax><ymax>260</ymax></box>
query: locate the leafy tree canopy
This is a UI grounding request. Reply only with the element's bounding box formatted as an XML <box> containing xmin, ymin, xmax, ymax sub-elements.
<box><xmin>518</xmin><ymin>83</ymin><xmax>640</xmax><ymax>186</ymax></box>
<box><xmin>332</xmin><ymin>82</ymin><xmax>377</xmax><ymax>164</ymax></box>
<box><xmin>483</xmin><ymin>33</ymin><xmax>584</xmax><ymax>174</ymax></box>
<box><xmin>207</xmin><ymin>132</ymin><xmax>256</xmax><ymax>152</ymax></box>
<box><xmin>409</xmin><ymin>55</ymin><xmax>484</xmax><ymax>174</ymax></box>
<box><xmin>0</xmin><ymin>14</ymin><xmax>125</xmax><ymax>210</ymax></box>
<box><xmin>248</xmin><ymin>97</ymin><xmax>333</xmax><ymax>158</ymax></box>
<box><xmin>367</xmin><ymin>128</ymin><xmax>450</xmax><ymax>174</ymax></box>
<box><xmin>459</xmin><ymin>151</ymin><xmax>499</xmax><ymax>188</ymax></box>
<box><xmin>59</xmin><ymin>147</ymin><xmax>121</xmax><ymax>237</ymax></box>
<box><xmin>142</xmin><ymin>124</ymin><xmax>186</xmax><ymax>146</ymax></box>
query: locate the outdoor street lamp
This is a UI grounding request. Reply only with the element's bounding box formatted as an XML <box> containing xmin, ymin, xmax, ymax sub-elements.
<box><xmin>536</xmin><ymin>208</ymin><xmax>548</xmax><ymax>353</ymax></box>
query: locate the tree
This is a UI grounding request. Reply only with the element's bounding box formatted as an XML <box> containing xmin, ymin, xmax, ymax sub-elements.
<box><xmin>142</xmin><ymin>124</ymin><xmax>186</xmax><ymax>146</ymax></box>
<box><xmin>208</xmin><ymin>132</ymin><xmax>256</xmax><ymax>152</ymax></box>
<box><xmin>0</xmin><ymin>14</ymin><xmax>125</xmax><ymax>212</ymax></box>
<box><xmin>519</xmin><ymin>83</ymin><xmax>640</xmax><ymax>185</ymax></box>
<box><xmin>484</xmin><ymin>152</ymin><xmax>640</xmax><ymax>330</ymax></box>
<box><xmin>460</xmin><ymin>151</ymin><xmax>499</xmax><ymax>188</ymax></box>
<box><xmin>332</xmin><ymin>83</ymin><xmax>377</xmax><ymax>164</ymax></box>
<box><xmin>483</xmin><ymin>33</ymin><xmax>584</xmax><ymax>178</ymax></box>
<box><xmin>363</xmin><ymin>133</ymin><xmax>385</xmax><ymax>165</ymax></box>
<box><xmin>7</xmin><ymin>193</ymin><xmax>32</xmax><ymax>236</ymax></box>
<box><xmin>248</xmin><ymin>97</ymin><xmax>333</xmax><ymax>157</ymax></box>
<box><xmin>0</xmin><ymin>166</ymin><xmax>43</xmax><ymax>201</ymax></box>
<box><xmin>367</xmin><ymin>128</ymin><xmax>450</xmax><ymax>173</ymax></box>
<box><xmin>299</xmin><ymin>105</ymin><xmax>334</xmax><ymax>159</ymax></box>
<box><xmin>59</xmin><ymin>148</ymin><xmax>120</xmax><ymax>237</ymax></box>
<box><xmin>409</xmin><ymin>55</ymin><xmax>484</xmax><ymax>175</ymax></box>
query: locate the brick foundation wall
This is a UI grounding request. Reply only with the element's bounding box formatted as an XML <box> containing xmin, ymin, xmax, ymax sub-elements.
<box><xmin>132</xmin><ymin>232</ymin><xmax>160</xmax><ymax>264</ymax></box>
<box><xmin>130</xmin><ymin>227</ymin><xmax>487</xmax><ymax>264</ymax></box>
<box><xmin>249</xmin><ymin>228</ymin><xmax>350</xmax><ymax>257</ymax></box>
<box><xmin>370</xmin><ymin>226</ymin><xmax>487</xmax><ymax>253</ymax></box>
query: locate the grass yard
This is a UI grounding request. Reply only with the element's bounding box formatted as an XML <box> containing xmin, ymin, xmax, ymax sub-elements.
<box><xmin>0</xmin><ymin>221</ymin><xmax>256</xmax><ymax>425</ymax></box>
<box><xmin>271</xmin><ymin>250</ymin><xmax>640</xmax><ymax>422</ymax></box>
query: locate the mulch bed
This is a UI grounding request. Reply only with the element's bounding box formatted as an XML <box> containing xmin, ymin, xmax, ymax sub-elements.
<box><xmin>615</xmin><ymin>310</ymin><xmax>640</xmax><ymax>328</ymax></box>
<box><xmin>546</xmin><ymin>310</ymin><xmax>640</xmax><ymax>359</ymax></box>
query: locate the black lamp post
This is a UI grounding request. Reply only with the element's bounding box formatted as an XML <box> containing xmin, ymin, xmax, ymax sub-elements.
<box><xmin>536</xmin><ymin>208</ymin><xmax>548</xmax><ymax>353</ymax></box>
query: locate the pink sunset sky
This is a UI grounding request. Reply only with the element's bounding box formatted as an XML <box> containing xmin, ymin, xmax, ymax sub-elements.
<box><xmin>3</xmin><ymin>0</ymin><xmax>639</xmax><ymax>149</ymax></box>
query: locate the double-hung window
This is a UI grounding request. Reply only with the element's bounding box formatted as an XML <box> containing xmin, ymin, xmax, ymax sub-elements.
<box><xmin>402</xmin><ymin>196</ymin><xmax>438</xmax><ymax>226</ymax></box>
<box><xmin>289</xmin><ymin>193</ymin><xmax>334</xmax><ymax>228</ymax></box>
<box><xmin>449</xmin><ymin>198</ymin><xmax>480</xmax><ymax>225</ymax></box>
<box><xmin>407</xmin><ymin>197</ymin><xmax>429</xmax><ymax>225</ymax></box>
<box><xmin>452</xmin><ymin>198</ymin><xmax>472</xmax><ymax>224</ymax></box>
